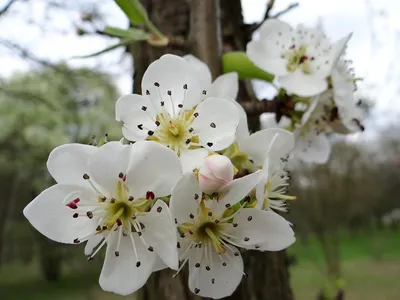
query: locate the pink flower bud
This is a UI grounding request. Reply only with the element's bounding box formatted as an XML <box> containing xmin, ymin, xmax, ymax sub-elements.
<box><xmin>198</xmin><ymin>155</ymin><xmax>234</xmax><ymax>194</ymax></box>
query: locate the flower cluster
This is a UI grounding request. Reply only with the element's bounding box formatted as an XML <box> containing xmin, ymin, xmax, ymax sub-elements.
<box><xmin>23</xmin><ymin>54</ymin><xmax>297</xmax><ymax>299</ymax></box>
<box><xmin>247</xmin><ymin>19</ymin><xmax>365</xmax><ymax>164</ymax></box>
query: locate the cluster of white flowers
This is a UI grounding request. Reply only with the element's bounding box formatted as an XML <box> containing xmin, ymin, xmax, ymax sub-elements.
<box><xmin>247</xmin><ymin>19</ymin><xmax>365</xmax><ymax>164</ymax></box>
<box><xmin>23</xmin><ymin>18</ymin><xmax>364</xmax><ymax>299</ymax></box>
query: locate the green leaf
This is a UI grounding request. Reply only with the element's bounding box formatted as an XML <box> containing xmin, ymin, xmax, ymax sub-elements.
<box><xmin>222</xmin><ymin>51</ymin><xmax>274</xmax><ymax>82</ymax></box>
<box><xmin>72</xmin><ymin>39</ymin><xmax>135</xmax><ymax>59</ymax></box>
<box><xmin>115</xmin><ymin>0</ymin><xmax>148</xmax><ymax>25</ymax></box>
<box><xmin>103</xmin><ymin>26</ymin><xmax>149</xmax><ymax>40</ymax></box>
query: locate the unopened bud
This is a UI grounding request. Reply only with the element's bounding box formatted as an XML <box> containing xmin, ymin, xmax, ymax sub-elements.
<box><xmin>198</xmin><ymin>155</ymin><xmax>234</xmax><ymax>194</ymax></box>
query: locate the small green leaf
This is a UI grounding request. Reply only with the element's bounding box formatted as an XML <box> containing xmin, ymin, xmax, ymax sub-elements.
<box><xmin>103</xmin><ymin>26</ymin><xmax>149</xmax><ymax>40</ymax></box>
<box><xmin>72</xmin><ymin>39</ymin><xmax>135</xmax><ymax>59</ymax></box>
<box><xmin>115</xmin><ymin>0</ymin><xmax>148</xmax><ymax>25</ymax></box>
<box><xmin>222</xmin><ymin>51</ymin><xmax>274</xmax><ymax>82</ymax></box>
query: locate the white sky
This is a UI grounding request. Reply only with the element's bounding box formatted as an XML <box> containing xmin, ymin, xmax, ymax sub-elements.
<box><xmin>0</xmin><ymin>0</ymin><xmax>399</xmax><ymax>127</ymax></box>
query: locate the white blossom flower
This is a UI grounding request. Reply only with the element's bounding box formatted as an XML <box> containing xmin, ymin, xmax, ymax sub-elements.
<box><xmin>23</xmin><ymin>141</ymin><xmax>182</xmax><ymax>296</ymax></box>
<box><xmin>198</xmin><ymin>154</ymin><xmax>235</xmax><ymax>194</ymax></box>
<box><xmin>247</xmin><ymin>19</ymin><xmax>351</xmax><ymax>97</ymax></box>
<box><xmin>116</xmin><ymin>54</ymin><xmax>240</xmax><ymax>173</ymax></box>
<box><xmin>170</xmin><ymin>172</ymin><xmax>295</xmax><ymax>299</ymax></box>
<box><xmin>255</xmin><ymin>132</ymin><xmax>296</xmax><ymax>213</ymax></box>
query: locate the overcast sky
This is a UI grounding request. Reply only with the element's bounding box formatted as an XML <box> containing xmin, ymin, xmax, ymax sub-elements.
<box><xmin>0</xmin><ymin>0</ymin><xmax>399</xmax><ymax>127</ymax></box>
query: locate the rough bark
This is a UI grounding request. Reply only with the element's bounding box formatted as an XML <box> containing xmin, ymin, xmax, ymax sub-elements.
<box><xmin>131</xmin><ymin>1</ymin><xmax>293</xmax><ymax>299</ymax></box>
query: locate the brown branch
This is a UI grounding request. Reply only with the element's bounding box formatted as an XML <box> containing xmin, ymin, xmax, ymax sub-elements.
<box><xmin>238</xmin><ymin>99</ymin><xmax>277</xmax><ymax>116</ymax></box>
<box><xmin>264</xmin><ymin>0</ymin><xmax>276</xmax><ymax>20</ymax></box>
<box><xmin>247</xmin><ymin>2</ymin><xmax>299</xmax><ymax>34</ymax></box>
<box><xmin>189</xmin><ymin>0</ymin><xmax>222</xmax><ymax>79</ymax></box>
<box><xmin>0</xmin><ymin>0</ymin><xmax>17</xmax><ymax>16</ymax></box>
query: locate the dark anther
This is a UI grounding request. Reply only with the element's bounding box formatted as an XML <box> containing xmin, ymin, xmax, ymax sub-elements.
<box><xmin>167</xmin><ymin>90</ymin><xmax>172</xmax><ymax>96</ymax></box>
<box><xmin>212</xmin><ymin>278</ymin><xmax>215</xmax><ymax>284</ymax></box>
<box><xmin>202</xmin><ymin>90</ymin><xmax>207</xmax><ymax>95</ymax></box>
<box><xmin>73</xmin><ymin>213</ymin><xmax>79</xmax><ymax>218</ymax></box>
<box><xmin>186</xmin><ymin>138</ymin><xmax>191</xmax><ymax>144</ymax></box>
<box><xmin>234</xmin><ymin>252</ymin><xmax>239</xmax><ymax>256</ymax></box>
<box><xmin>194</xmin><ymin>193</ymin><xmax>199</xmax><ymax>200</ymax></box>
<box><xmin>146</xmin><ymin>191</ymin><xmax>155</xmax><ymax>200</ymax></box>
<box><xmin>244</xmin><ymin>237</ymin><xmax>250</xmax><ymax>242</ymax></box>
<box><xmin>115</xmin><ymin>251</ymin><xmax>120</xmax><ymax>257</ymax></box>
<box><xmin>146</xmin><ymin>90</ymin><xmax>150</xmax><ymax>95</ymax></box>
<box><xmin>189</xmin><ymin>213</ymin><xmax>194</xmax><ymax>219</ymax></box>
<box><xmin>189</xmin><ymin>127</ymin><xmax>194</xmax><ymax>133</ymax></box>
<box><xmin>102</xmin><ymin>225</ymin><xmax>108</xmax><ymax>230</ymax></box>
<box><xmin>175</xmin><ymin>218</ymin><xmax>178</xmax><ymax>224</ymax></box>
<box><xmin>154</xmin><ymin>82</ymin><xmax>160</xmax><ymax>87</ymax></box>
<box><xmin>128</xmin><ymin>196</ymin><xmax>134</xmax><ymax>201</ymax></box>
<box><xmin>215</xmin><ymin>219</ymin><xmax>220</xmax><ymax>224</ymax></box>
<box><xmin>177</xmin><ymin>242</ymin><xmax>181</xmax><ymax>249</ymax></box>
<box><xmin>194</xmin><ymin>112</ymin><xmax>199</xmax><ymax>117</ymax></box>
<box><xmin>195</xmin><ymin>263</ymin><xmax>200</xmax><ymax>268</ymax></box>
<box><xmin>86</xmin><ymin>211</ymin><xmax>93</xmax><ymax>219</ymax></box>
<box><xmin>233</xmin><ymin>223</ymin><xmax>238</xmax><ymax>227</ymax></box>
<box><xmin>138</xmin><ymin>232</ymin><xmax>142</xmax><ymax>236</ymax></box>
<box><xmin>110</xmin><ymin>198</ymin><xmax>116</xmax><ymax>203</ymax></box>
<box><xmin>247</xmin><ymin>216</ymin><xmax>253</xmax><ymax>221</ymax></box>
<box><xmin>245</xmin><ymin>196</ymin><xmax>251</xmax><ymax>203</ymax></box>
<box><xmin>148</xmin><ymin>130</ymin><xmax>154</xmax><ymax>136</ymax></box>
<box><xmin>155</xmin><ymin>121</ymin><xmax>160</xmax><ymax>126</ymax></box>
<box><xmin>137</xmin><ymin>124</ymin><xmax>143</xmax><ymax>130</ymax></box>
<box><xmin>73</xmin><ymin>238</ymin><xmax>80</xmax><ymax>244</ymax></box>
<box><xmin>96</xmin><ymin>225</ymin><xmax>101</xmax><ymax>231</ymax></box>
<box><xmin>160</xmin><ymin>101</ymin><xmax>164</xmax><ymax>106</ymax></box>
<box><xmin>207</xmin><ymin>142</ymin><xmax>213</xmax><ymax>147</ymax></box>
<box><xmin>136</xmin><ymin>261</ymin><xmax>141</xmax><ymax>267</ymax></box>
<box><xmin>183</xmin><ymin>84</ymin><xmax>188</xmax><ymax>90</ymax></box>
<box><xmin>178</xmin><ymin>104</ymin><xmax>183</xmax><ymax>108</ymax></box>
<box><xmin>222</xmin><ymin>262</ymin><xmax>227</xmax><ymax>266</ymax></box>
<box><xmin>206</xmin><ymin>266</ymin><xmax>210</xmax><ymax>271</ymax></box>
<box><xmin>141</xmin><ymin>106</ymin><xmax>147</xmax><ymax>111</ymax></box>
<box><xmin>157</xmin><ymin>206</ymin><xmax>162</xmax><ymax>213</ymax></box>
<box><xmin>208</xmin><ymin>211</ymin><xmax>212</xmax><ymax>217</ymax></box>
<box><xmin>116</xmin><ymin>219</ymin><xmax>122</xmax><ymax>226</ymax></box>
<box><xmin>118</xmin><ymin>172</ymin><xmax>124</xmax><ymax>178</ymax></box>
<box><xmin>83</xmin><ymin>173</ymin><xmax>90</xmax><ymax>180</ymax></box>
<box><xmin>225</xmin><ymin>204</ymin><xmax>231</xmax><ymax>209</ymax></box>
<box><xmin>210</xmin><ymin>122</ymin><xmax>216</xmax><ymax>128</ymax></box>
<box><xmin>148</xmin><ymin>246</ymin><xmax>154</xmax><ymax>252</ymax></box>
<box><xmin>194</xmin><ymin>288</ymin><xmax>200</xmax><ymax>294</ymax></box>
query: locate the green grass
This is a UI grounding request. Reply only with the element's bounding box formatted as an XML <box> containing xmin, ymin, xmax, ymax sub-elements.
<box><xmin>1</xmin><ymin>229</ymin><xmax>399</xmax><ymax>300</ymax></box>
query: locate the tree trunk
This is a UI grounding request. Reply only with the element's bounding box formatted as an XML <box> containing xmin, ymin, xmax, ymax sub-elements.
<box><xmin>132</xmin><ymin>1</ymin><xmax>293</xmax><ymax>299</ymax></box>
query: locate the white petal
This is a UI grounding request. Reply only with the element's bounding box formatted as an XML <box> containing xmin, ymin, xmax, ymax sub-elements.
<box><xmin>47</xmin><ymin>143</ymin><xmax>98</xmax><ymax>186</ymax></box>
<box><xmin>294</xmin><ymin>131</ymin><xmax>330</xmax><ymax>164</ymax></box>
<box><xmin>88</xmin><ymin>141</ymin><xmax>131</xmax><ymax>197</ymax></box>
<box><xmin>125</xmin><ymin>141</ymin><xmax>182</xmax><ymax>198</ymax></box>
<box><xmin>240</xmin><ymin>128</ymin><xmax>294</xmax><ymax>167</ymax></box>
<box><xmin>170</xmin><ymin>172</ymin><xmax>201</xmax><ymax>224</ymax></box>
<box><xmin>99</xmin><ymin>231</ymin><xmax>156</xmax><ymax>296</ymax></box>
<box><xmin>279</xmin><ymin>70</ymin><xmax>328</xmax><ymax>97</ymax></box>
<box><xmin>84</xmin><ymin>234</ymin><xmax>104</xmax><ymax>256</ymax></box>
<box><xmin>225</xmin><ymin>208</ymin><xmax>295</xmax><ymax>250</ymax></box>
<box><xmin>193</xmin><ymin>97</ymin><xmax>239</xmax><ymax>151</ymax></box>
<box><xmin>183</xmin><ymin>54</ymin><xmax>212</xmax><ymax>93</ymax></box>
<box><xmin>153</xmin><ymin>255</ymin><xmax>168</xmax><ymax>272</ymax></box>
<box><xmin>115</xmin><ymin>94</ymin><xmax>157</xmax><ymax>141</ymax></box>
<box><xmin>331</xmin><ymin>33</ymin><xmax>352</xmax><ymax>65</ymax></box>
<box><xmin>255</xmin><ymin>167</ymin><xmax>269</xmax><ymax>209</ymax></box>
<box><xmin>142</xmin><ymin>54</ymin><xmax>202</xmax><ymax>112</ymax></box>
<box><xmin>180</xmin><ymin>148</ymin><xmax>209</xmax><ymax>174</ymax></box>
<box><xmin>213</xmin><ymin>171</ymin><xmax>261</xmax><ymax>216</ymax></box>
<box><xmin>23</xmin><ymin>184</ymin><xmax>98</xmax><ymax>244</ymax></box>
<box><xmin>188</xmin><ymin>245</ymin><xmax>243</xmax><ymax>299</ymax></box>
<box><xmin>231</xmin><ymin>100</ymin><xmax>250</xmax><ymax>145</ymax></box>
<box><xmin>207</xmin><ymin>73</ymin><xmax>238</xmax><ymax>100</ymax></box>
<box><xmin>247</xmin><ymin>19</ymin><xmax>293</xmax><ymax>76</ymax></box>
<box><xmin>138</xmin><ymin>200</ymin><xmax>179</xmax><ymax>270</ymax></box>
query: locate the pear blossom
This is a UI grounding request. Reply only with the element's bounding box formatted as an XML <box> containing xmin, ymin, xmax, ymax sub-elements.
<box><xmin>116</xmin><ymin>54</ymin><xmax>240</xmax><ymax>173</ymax></box>
<box><xmin>170</xmin><ymin>172</ymin><xmax>295</xmax><ymax>299</ymax></box>
<box><xmin>247</xmin><ymin>19</ymin><xmax>351</xmax><ymax>97</ymax></box>
<box><xmin>198</xmin><ymin>154</ymin><xmax>235</xmax><ymax>194</ymax></box>
<box><xmin>23</xmin><ymin>141</ymin><xmax>182</xmax><ymax>296</ymax></box>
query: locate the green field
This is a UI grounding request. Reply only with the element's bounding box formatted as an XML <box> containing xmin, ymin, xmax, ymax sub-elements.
<box><xmin>1</xmin><ymin>230</ymin><xmax>399</xmax><ymax>300</ymax></box>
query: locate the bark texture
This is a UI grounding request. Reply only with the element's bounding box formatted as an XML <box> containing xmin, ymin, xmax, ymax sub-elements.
<box><xmin>131</xmin><ymin>1</ymin><xmax>293</xmax><ymax>299</ymax></box>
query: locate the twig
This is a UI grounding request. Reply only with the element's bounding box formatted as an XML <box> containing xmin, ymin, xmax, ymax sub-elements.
<box><xmin>238</xmin><ymin>99</ymin><xmax>276</xmax><ymax>116</ymax></box>
<box><xmin>264</xmin><ymin>0</ymin><xmax>276</xmax><ymax>20</ymax></box>
<box><xmin>247</xmin><ymin>2</ymin><xmax>299</xmax><ymax>34</ymax></box>
<box><xmin>0</xmin><ymin>0</ymin><xmax>17</xmax><ymax>16</ymax></box>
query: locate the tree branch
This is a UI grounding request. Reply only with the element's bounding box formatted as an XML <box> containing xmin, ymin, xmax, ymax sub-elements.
<box><xmin>238</xmin><ymin>99</ymin><xmax>277</xmax><ymax>116</ymax></box>
<box><xmin>247</xmin><ymin>2</ymin><xmax>299</xmax><ymax>34</ymax></box>
<box><xmin>0</xmin><ymin>0</ymin><xmax>17</xmax><ymax>17</ymax></box>
<box><xmin>189</xmin><ymin>0</ymin><xmax>222</xmax><ymax>79</ymax></box>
